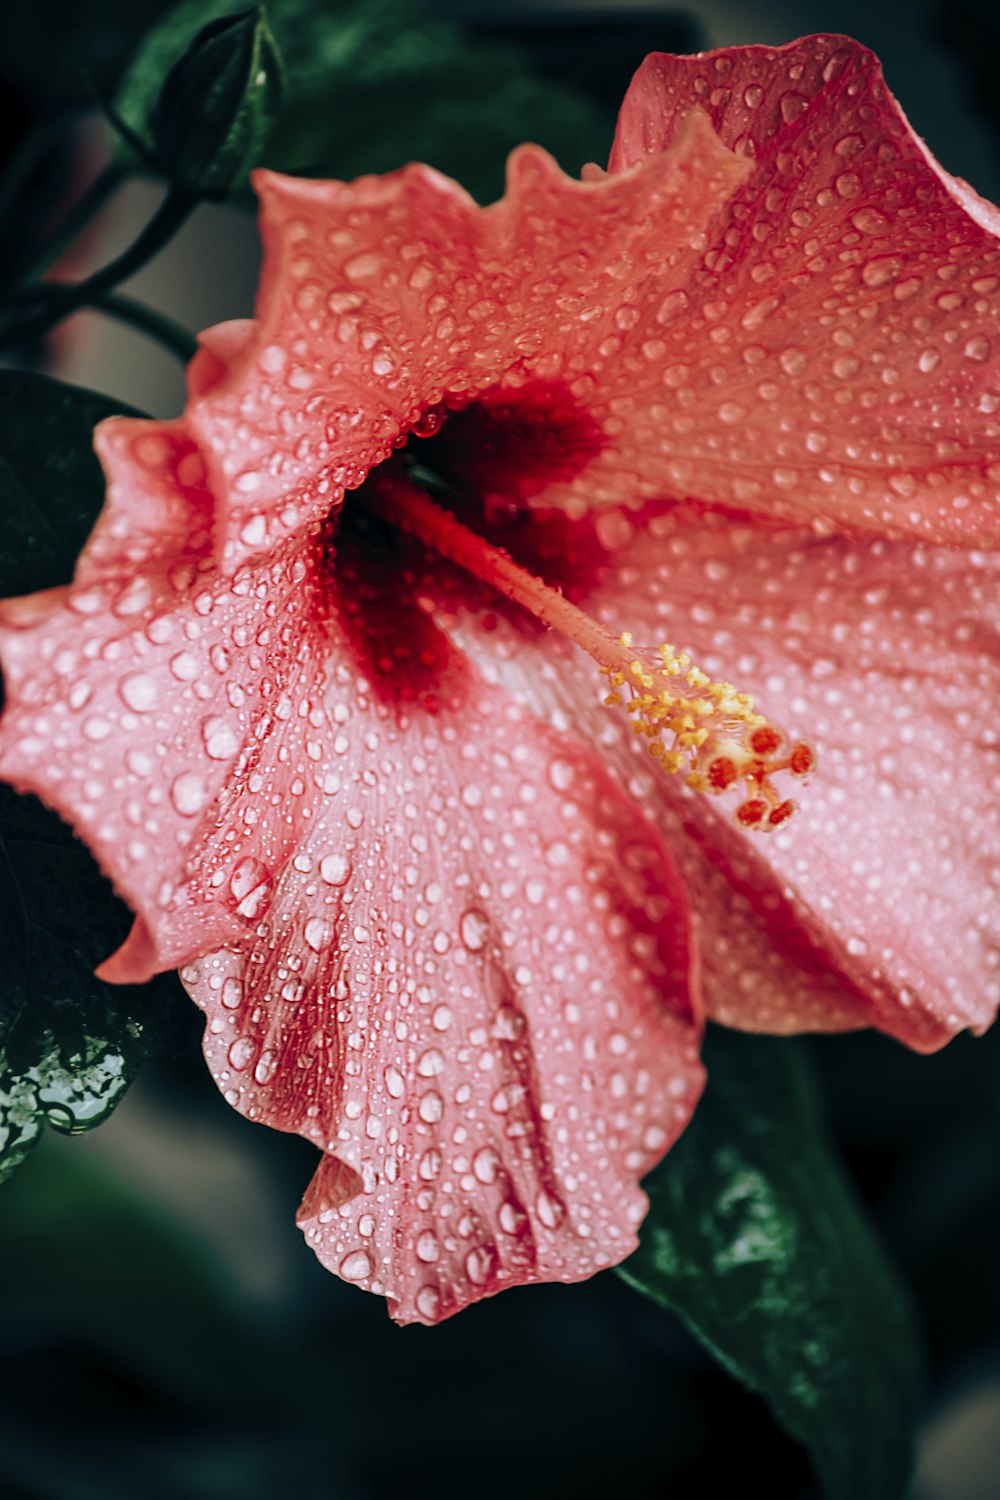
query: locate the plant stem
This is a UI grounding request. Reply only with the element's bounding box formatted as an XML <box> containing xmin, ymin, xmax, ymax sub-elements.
<box><xmin>0</xmin><ymin>189</ymin><xmax>197</xmax><ymax>353</ymax></box>
<box><xmin>91</xmin><ymin>292</ymin><xmax>198</xmax><ymax>362</ymax></box>
<box><xmin>0</xmin><ymin>114</ymin><xmax>67</xmax><ymax>233</ymax></box>
<box><xmin>21</xmin><ymin>160</ymin><xmax>129</xmax><ymax>287</ymax></box>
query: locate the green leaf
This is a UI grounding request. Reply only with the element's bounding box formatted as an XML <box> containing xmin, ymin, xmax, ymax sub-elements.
<box><xmin>0</xmin><ymin>371</ymin><xmax>141</xmax><ymax>595</ymax></box>
<box><xmin>151</xmin><ymin>6</ymin><xmax>284</xmax><ymax>198</ymax></box>
<box><xmin>620</xmin><ymin>1029</ymin><xmax>922</xmax><ymax>1500</ymax></box>
<box><xmin>115</xmin><ymin>0</ymin><xmax>610</xmax><ymax>203</ymax></box>
<box><xmin>0</xmin><ymin>373</ymin><xmax>182</xmax><ymax>1180</ymax></box>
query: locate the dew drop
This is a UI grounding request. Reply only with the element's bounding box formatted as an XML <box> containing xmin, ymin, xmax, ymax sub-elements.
<box><xmin>339</xmin><ymin>1249</ymin><xmax>373</xmax><ymax>1282</ymax></box>
<box><xmin>465</xmin><ymin>1245</ymin><xmax>497</xmax><ymax>1286</ymax></box>
<box><xmin>230</xmin><ymin>857</ymin><xmax>272</xmax><ymax>919</ymax></box>
<box><xmin>415</xmin><ymin>1284</ymin><xmax>441</xmax><ymax>1321</ymax></box>
<box><xmin>221</xmin><ymin>977</ymin><xmax>243</xmax><ymax>1009</ymax></box>
<box><xmin>254</xmin><ymin>1051</ymin><xmax>276</xmax><ymax>1086</ymax></box>
<box><xmin>228</xmin><ymin>1037</ymin><xmax>255</xmax><ymax>1071</ymax></box>
<box><xmin>459</xmin><ymin>908</ymin><xmax>489</xmax><ymax>952</ymax></box>
<box><xmin>779</xmin><ymin>91</ymin><xmax>808</xmax><ymax>124</ymax></box>
<box><xmin>472</xmin><ymin>1146</ymin><xmax>501</xmax><ymax>1184</ymax></box>
<box><xmin>535</xmin><ymin>1190</ymin><xmax>566</xmax><ymax>1230</ymax></box>
<box><xmin>343</xmin><ymin>252</ymin><xmax>381</xmax><ymax>281</ymax></box>
<box><xmin>119</xmin><ymin>673</ymin><xmax>158</xmax><ymax>712</ymax></box>
<box><xmin>170</xmin><ymin>771</ymin><xmax>207</xmax><ymax>817</ymax></box>
<box><xmin>416</xmin><ymin>1230</ymin><xmax>441</xmax><ymax>1263</ymax></box>
<box><xmin>384</xmin><ymin>1065</ymin><xmax>406</xmax><ymax>1099</ymax></box>
<box><xmin>418</xmin><ymin>1090</ymin><xmax>444</xmax><ymax>1124</ymax></box>
<box><xmin>202</xmin><ymin>715</ymin><xmax>240</xmax><ymax>760</ymax></box>
<box><xmin>418</xmin><ymin>1147</ymin><xmax>442</xmax><ymax>1180</ymax></box>
<box><xmin>304</xmin><ymin>916</ymin><xmax>333</xmax><ymax>952</ymax></box>
<box><xmin>861</xmin><ymin>257</ymin><xmax>901</xmax><ymax>289</ymax></box>
<box><xmin>320</xmin><ymin>852</ymin><xmax>352</xmax><ymax>886</ymax></box>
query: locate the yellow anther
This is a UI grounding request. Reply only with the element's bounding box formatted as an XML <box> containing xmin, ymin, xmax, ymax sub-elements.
<box><xmin>595</xmin><ymin>634</ymin><xmax>814</xmax><ymax>831</ymax></box>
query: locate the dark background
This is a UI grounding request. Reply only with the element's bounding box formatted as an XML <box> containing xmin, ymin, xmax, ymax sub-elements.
<box><xmin>1</xmin><ymin>4</ymin><xmax>999</xmax><ymax>1497</ymax></box>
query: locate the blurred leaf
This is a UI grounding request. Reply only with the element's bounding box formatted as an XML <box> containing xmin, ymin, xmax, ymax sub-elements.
<box><xmin>152</xmin><ymin>7</ymin><xmax>284</xmax><ymax>198</ymax></box>
<box><xmin>0</xmin><ymin>372</ymin><xmax>181</xmax><ymax>1181</ymax></box>
<box><xmin>115</xmin><ymin>0</ymin><xmax>610</xmax><ymax>202</ymax></box>
<box><xmin>0</xmin><ymin>1137</ymin><xmax>272</xmax><ymax>1404</ymax></box>
<box><xmin>620</xmin><ymin>1028</ymin><xmax>922</xmax><ymax>1500</ymax></box>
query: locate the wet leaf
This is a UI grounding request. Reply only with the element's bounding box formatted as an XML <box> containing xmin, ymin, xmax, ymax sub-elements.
<box><xmin>0</xmin><ymin>373</ymin><xmax>181</xmax><ymax>1180</ymax></box>
<box><xmin>115</xmin><ymin>0</ymin><xmax>609</xmax><ymax>202</ymax></box>
<box><xmin>620</xmin><ymin>1028</ymin><xmax>922</xmax><ymax>1500</ymax></box>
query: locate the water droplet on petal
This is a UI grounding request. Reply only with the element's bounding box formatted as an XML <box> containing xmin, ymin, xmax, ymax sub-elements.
<box><xmin>339</xmin><ymin>1249</ymin><xmax>372</xmax><ymax>1282</ymax></box>
<box><xmin>383</xmin><ymin>1065</ymin><xmax>406</xmax><ymax>1099</ymax></box>
<box><xmin>304</xmin><ymin>916</ymin><xmax>333</xmax><ymax>952</ymax></box>
<box><xmin>472</xmin><ymin>1146</ymin><xmax>501</xmax><ymax>1184</ymax></box>
<box><xmin>230</xmin><ymin>857</ymin><xmax>272</xmax><ymax>919</ymax></box>
<box><xmin>459</xmin><ymin>908</ymin><xmax>489</xmax><ymax>952</ymax></box>
<box><xmin>416</xmin><ymin>1230</ymin><xmax>440</xmax><ymax>1263</ymax></box>
<box><xmin>320</xmin><ymin>852</ymin><xmax>352</xmax><ymax>886</ymax></box>
<box><xmin>170</xmin><ymin>771</ymin><xmax>207</xmax><ymax>817</ymax></box>
<box><xmin>465</xmin><ymin>1245</ymin><xmax>497</xmax><ymax>1285</ymax></box>
<box><xmin>535</xmin><ymin>1190</ymin><xmax>566</xmax><ymax>1230</ymax></box>
<box><xmin>119</xmin><ymin>673</ymin><xmax>158</xmax><ymax>712</ymax></box>
<box><xmin>415</xmin><ymin>1284</ymin><xmax>441</xmax><ymax>1321</ymax></box>
<box><xmin>202</xmin><ymin>715</ymin><xmax>240</xmax><ymax>760</ymax></box>
<box><xmin>418</xmin><ymin>1090</ymin><xmax>444</xmax><ymax>1123</ymax></box>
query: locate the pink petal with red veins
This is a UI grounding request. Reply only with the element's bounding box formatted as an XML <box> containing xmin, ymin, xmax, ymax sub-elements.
<box><xmin>179</xmin><ymin>629</ymin><xmax>701</xmax><ymax>1326</ymax></box>
<box><xmin>599</xmin><ymin>34</ymin><xmax>1000</xmax><ymax>545</ymax></box>
<box><xmin>185</xmin><ymin>114</ymin><xmax>750</xmax><ymax>570</ymax></box>
<box><xmin>0</xmin><ymin>415</ymin><xmax>702</xmax><ymax>1321</ymax></box>
<box><xmin>429</xmin><ymin>501</ymin><xmax>999</xmax><ymax>1050</ymax></box>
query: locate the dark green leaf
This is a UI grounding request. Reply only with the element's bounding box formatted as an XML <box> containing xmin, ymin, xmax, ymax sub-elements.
<box><xmin>115</xmin><ymin>0</ymin><xmax>610</xmax><ymax>203</ymax></box>
<box><xmin>152</xmin><ymin>6</ymin><xmax>284</xmax><ymax>198</ymax></box>
<box><xmin>620</xmin><ymin>1029</ymin><xmax>922</xmax><ymax>1500</ymax></box>
<box><xmin>0</xmin><ymin>373</ymin><xmax>181</xmax><ymax>1179</ymax></box>
<box><xmin>0</xmin><ymin>371</ymin><xmax>141</xmax><ymax>596</ymax></box>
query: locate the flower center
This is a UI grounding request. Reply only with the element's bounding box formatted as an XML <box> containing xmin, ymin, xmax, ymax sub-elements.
<box><xmin>364</xmin><ymin>464</ymin><xmax>815</xmax><ymax>832</ymax></box>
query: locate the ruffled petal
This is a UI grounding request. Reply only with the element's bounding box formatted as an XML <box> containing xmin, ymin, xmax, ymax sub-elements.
<box><xmin>185</xmin><ymin>115</ymin><xmax>750</xmax><ymax>569</ymax></box>
<box><xmin>0</xmin><ymin>418</ymin><xmax>333</xmax><ymax>979</ymax></box>
<box><xmin>178</xmin><ymin>555</ymin><xmax>701</xmax><ymax>1324</ymax></box>
<box><xmin>412</xmin><ymin>500</ymin><xmax>999</xmax><ymax>1051</ymax></box>
<box><xmin>0</xmin><ymin>416</ymin><xmax>702</xmax><ymax>1321</ymax></box>
<box><xmin>596</xmin><ymin>34</ymin><xmax>1000</xmax><ymax>544</ymax></box>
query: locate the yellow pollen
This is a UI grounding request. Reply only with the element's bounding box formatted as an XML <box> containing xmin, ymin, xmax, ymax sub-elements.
<box><xmin>600</xmin><ymin>635</ymin><xmax>816</xmax><ymax>833</ymax></box>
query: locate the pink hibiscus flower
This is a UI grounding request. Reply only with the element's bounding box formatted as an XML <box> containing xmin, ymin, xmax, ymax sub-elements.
<box><xmin>0</xmin><ymin>34</ymin><xmax>997</xmax><ymax>1324</ymax></box>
